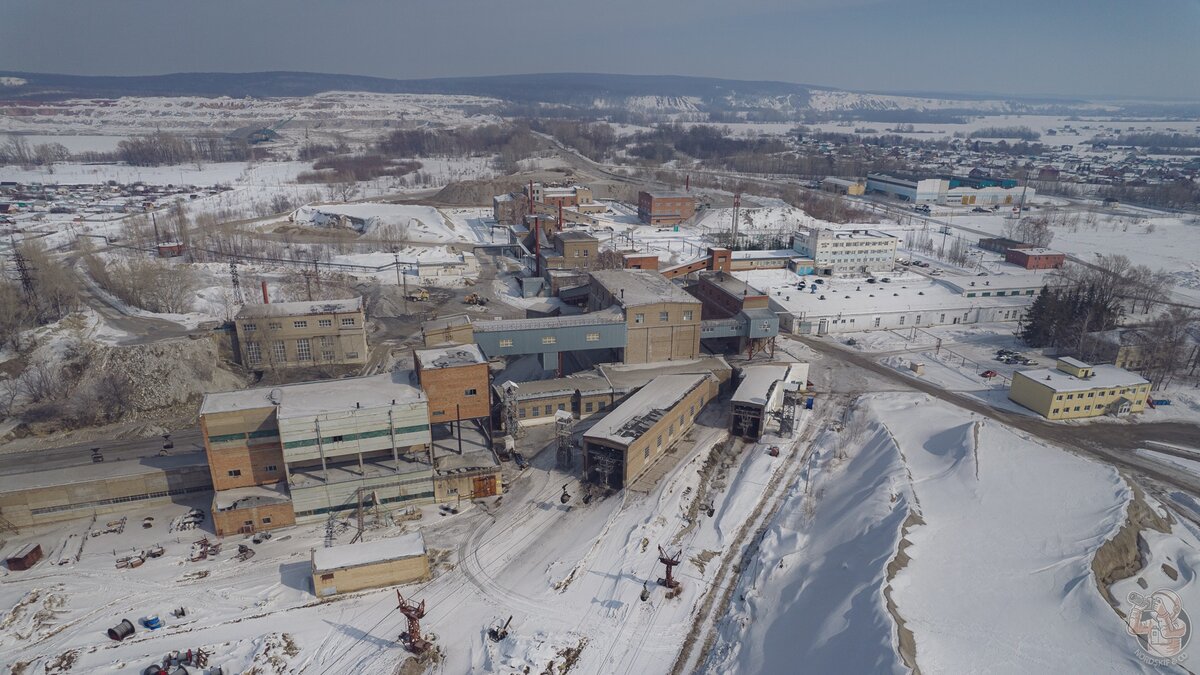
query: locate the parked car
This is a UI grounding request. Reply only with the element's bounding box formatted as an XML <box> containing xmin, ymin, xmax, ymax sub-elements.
<box><xmin>972</xmin><ymin>207</ymin><xmax>989</xmax><ymax>213</ymax></box>
<box><xmin>980</xmin><ymin>370</ymin><xmax>999</xmax><ymax>379</ymax></box>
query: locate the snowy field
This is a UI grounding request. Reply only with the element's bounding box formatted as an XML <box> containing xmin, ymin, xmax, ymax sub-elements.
<box><xmin>705</xmin><ymin>393</ymin><xmax>1200</xmax><ymax>673</ymax></box>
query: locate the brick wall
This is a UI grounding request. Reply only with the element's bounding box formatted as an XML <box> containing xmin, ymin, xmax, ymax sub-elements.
<box><xmin>417</xmin><ymin>362</ymin><xmax>491</xmax><ymax>422</ymax></box>
<box><xmin>212</xmin><ymin>499</ymin><xmax>296</xmax><ymax>537</ymax></box>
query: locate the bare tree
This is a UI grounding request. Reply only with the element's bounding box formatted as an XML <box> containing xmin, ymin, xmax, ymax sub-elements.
<box><xmin>331</xmin><ymin>179</ymin><xmax>359</xmax><ymax>203</ymax></box>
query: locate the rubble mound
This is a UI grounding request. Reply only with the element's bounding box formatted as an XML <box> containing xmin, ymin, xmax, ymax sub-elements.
<box><xmin>79</xmin><ymin>336</ymin><xmax>249</xmax><ymax>415</ymax></box>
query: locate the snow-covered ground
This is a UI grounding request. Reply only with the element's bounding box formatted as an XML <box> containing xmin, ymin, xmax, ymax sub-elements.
<box><xmin>706</xmin><ymin>392</ymin><xmax>1195</xmax><ymax>673</ymax></box>
<box><xmin>0</xmin><ymin>397</ymin><xmax>825</xmax><ymax>674</ymax></box>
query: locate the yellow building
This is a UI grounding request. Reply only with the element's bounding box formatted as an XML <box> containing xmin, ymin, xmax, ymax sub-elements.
<box><xmin>311</xmin><ymin>531</ymin><xmax>429</xmax><ymax>597</ymax></box>
<box><xmin>234</xmin><ymin>297</ymin><xmax>368</xmax><ymax>370</ymax></box>
<box><xmin>582</xmin><ymin>373</ymin><xmax>717</xmax><ymax>488</ymax></box>
<box><xmin>1008</xmin><ymin>357</ymin><xmax>1150</xmax><ymax>420</ymax></box>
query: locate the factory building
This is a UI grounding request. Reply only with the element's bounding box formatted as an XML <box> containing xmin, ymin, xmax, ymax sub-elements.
<box><xmin>0</xmin><ymin>453</ymin><xmax>212</xmax><ymax>530</ymax></box>
<box><xmin>978</xmin><ymin>237</ymin><xmax>1035</xmax><ymax>254</ymax></box>
<box><xmin>791</xmin><ymin>227</ymin><xmax>899</xmax><ymax>276</ymax></box>
<box><xmin>821</xmin><ymin>177</ymin><xmax>866</xmax><ymax>196</ymax></box>
<box><xmin>1008</xmin><ymin>358</ymin><xmax>1150</xmax><ymax>420</ymax></box>
<box><xmin>1005</xmin><ymin>247</ymin><xmax>1066</xmax><ymax>270</ymax></box>
<box><xmin>234</xmin><ymin>298</ymin><xmax>368</xmax><ymax>370</ymax></box>
<box><xmin>867</xmin><ymin>173</ymin><xmax>1034</xmax><ymax>206</ymax></box>
<box><xmin>312</xmin><ymin>532</ymin><xmax>430</xmax><ymax>597</ymax></box>
<box><xmin>496</xmin><ymin>355</ymin><xmax>733</xmax><ymax>425</ymax></box>
<box><xmin>588</xmin><ymin>269</ymin><xmax>703</xmax><ymax>364</ymax></box>
<box><xmin>637</xmin><ymin>191</ymin><xmax>695</xmax><ymax>225</ymax></box>
<box><xmin>200</xmin><ymin>370</ymin><xmax>500</xmax><ymax>535</ymax></box>
<box><xmin>730</xmin><ymin>363</ymin><xmax>810</xmax><ymax>440</ymax></box>
<box><xmin>774</xmin><ymin>277</ymin><xmax>1031</xmax><ymax>335</ymax></box>
<box><xmin>413</xmin><ymin>344</ymin><xmax>491</xmax><ymax>423</ymax></box>
<box><xmin>582</xmin><ymin>373</ymin><xmax>718</xmax><ymax>489</ymax></box>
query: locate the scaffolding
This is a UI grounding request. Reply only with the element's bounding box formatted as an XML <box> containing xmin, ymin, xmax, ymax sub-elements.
<box><xmin>500</xmin><ymin>381</ymin><xmax>522</xmax><ymax>440</ymax></box>
<box><xmin>778</xmin><ymin>382</ymin><xmax>802</xmax><ymax>437</ymax></box>
<box><xmin>555</xmin><ymin>409</ymin><xmax>574</xmax><ymax>470</ymax></box>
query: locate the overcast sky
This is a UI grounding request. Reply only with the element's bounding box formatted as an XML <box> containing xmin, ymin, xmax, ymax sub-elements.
<box><xmin>2</xmin><ymin>0</ymin><xmax>1198</xmax><ymax>99</ymax></box>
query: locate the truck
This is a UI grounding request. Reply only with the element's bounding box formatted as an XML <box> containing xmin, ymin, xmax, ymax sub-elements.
<box><xmin>406</xmin><ymin>288</ymin><xmax>430</xmax><ymax>302</ymax></box>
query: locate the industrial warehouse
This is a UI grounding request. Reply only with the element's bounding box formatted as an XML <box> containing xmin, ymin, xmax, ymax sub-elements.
<box><xmin>199</xmin><ymin>369</ymin><xmax>501</xmax><ymax>535</ymax></box>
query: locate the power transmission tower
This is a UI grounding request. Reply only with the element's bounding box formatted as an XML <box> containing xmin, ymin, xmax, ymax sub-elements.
<box><xmin>229</xmin><ymin>260</ymin><xmax>243</xmax><ymax>305</ymax></box>
<box><xmin>9</xmin><ymin>237</ymin><xmax>33</xmax><ymax>294</ymax></box>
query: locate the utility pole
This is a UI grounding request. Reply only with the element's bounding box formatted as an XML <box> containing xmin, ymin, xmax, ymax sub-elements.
<box><xmin>730</xmin><ymin>193</ymin><xmax>741</xmax><ymax>250</ymax></box>
<box><xmin>394</xmin><ymin>249</ymin><xmax>407</xmax><ymax>314</ymax></box>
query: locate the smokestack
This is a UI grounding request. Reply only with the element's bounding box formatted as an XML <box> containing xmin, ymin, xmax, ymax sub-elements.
<box><xmin>261</xmin><ymin>280</ymin><xmax>269</xmax><ymax>304</ymax></box>
<box><xmin>686</xmin><ymin>174</ymin><xmax>690</xmax><ymax>192</ymax></box>
<box><xmin>558</xmin><ymin>203</ymin><xmax>563</xmax><ymax>231</ymax></box>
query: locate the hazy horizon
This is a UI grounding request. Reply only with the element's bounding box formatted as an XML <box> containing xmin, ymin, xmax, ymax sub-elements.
<box><xmin>2</xmin><ymin>0</ymin><xmax>1198</xmax><ymax>100</ymax></box>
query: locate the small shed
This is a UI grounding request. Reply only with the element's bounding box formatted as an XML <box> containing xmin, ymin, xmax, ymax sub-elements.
<box><xmin>156</xmin><ymin>241</ymin><xmax>185</xmax><ymax>258</ymax></box>
<box><xmin>311</xmin><ymin>532</ymin><xmax>429</xmax><ymax>597</ymax></box>
<box><xmin>6</xmin><ymin>543</ymin><xmax>43</xmax><ymax>571</ymax></box>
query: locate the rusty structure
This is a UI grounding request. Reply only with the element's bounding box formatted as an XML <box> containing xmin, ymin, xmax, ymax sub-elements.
<box><xmin>397</xmin><ymin>591</ymin><xmax>431</xmax><ymax>654</ymax></box>
<box><xmin>657</xmin><ymin>545</ymin><xmax>681</xmax><ymax>590</ymax></box>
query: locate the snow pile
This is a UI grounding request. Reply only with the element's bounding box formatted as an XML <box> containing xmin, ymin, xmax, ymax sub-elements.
<box><xmin>292</xmin><ymin>203</ymin><xmax>483</xmax><ymax>244</ymax></box>
<box><xmin>708</xmin><ymin>393</ymin><xmax>1160</xmax><ymax>673</ymax></box>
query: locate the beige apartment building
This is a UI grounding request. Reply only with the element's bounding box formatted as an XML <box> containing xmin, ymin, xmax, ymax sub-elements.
<box><xmin>234</xmin><ymin>298</ymin><xmax>368</xmax><ymax>370</ymax></box>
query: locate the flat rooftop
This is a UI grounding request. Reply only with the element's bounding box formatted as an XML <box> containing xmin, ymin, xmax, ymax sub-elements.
<box><xmin>431</xmin><ymin>423</ymin><xmax>499</xmax><ymax>475</ymax></box>
<box><xmin>473</xmin><ymin>307</ymin><xmax>624</xmax><ymax>333</ymax></box>
<box><xmin>312</xmin><ymin>531</ymin><xmax>426</xmax><ymax>573</ymax></box>
<box><xmin>642</xmin><ymin>191</ymin><xmax>692</xmax><ymax>199</ymax></box>
<box><xmin>0</xmin><ymin>451</ymin><xmax>208</xmax><ymax>493</ymax></box>
<box><xmin>556</xmin><ymin>230</ymin><xmax>600</xmax><ymax>242</ymax></box>
<box><xmin>236</xmin><ymin>297</ymin><xmax>362</xmax><ymax>319</ymax></box>
<box><xmin>941</xmin><ymin>273</ymin><xmax>1050</xmax><ymax>294</ymax></box>
<box><xmin>200</xmin><ymin>370</ymin><xmax>425</xmax><ymax>419</ymax></box>
<box><xmin>591</xmin><ymin>269</ymin><xmax>699</xmax><ymax>308</ymax></box>
<box><xmin>598</xmin><ymin>356</ymin><xmax>731</xmax><ymax>393</ymax></box>
<box><xmin>1015</xmin><ymin>364</ymin><xmax>1148</xmax><ymax>392</ymax></box>
<box><xmin>289</xmin><ymin>453</ymin><xmax>432</xmax><ymax>490</ymax></box>
<box><xmin>755</xmin><ymin>275</ymin><xmax>1029</xmax><ymax>318</ymax></box>
<box><xmin>730</xmin><ymin>249</ymin><xmax>801</xmax><ymax>260</ymax></box>
<box><xmin>423</xmin><ymin>314</ymin><xmax>472</xmax><ymax>332</ymax></box>
<box><xmin>699</xmin><ymin>271</ymin><xmax>767</xmax><ymax>299</ymax></box>
<box><xmin>498</xmin><ymin>374</ymin><xmax>612</xmax><ymax>401</ymax></box>
<box><xmin>214</xmin><ymin>482</ymin><xmax>290</xmax><ymax>511</ymax></box>
<box><xmin>800</xmin><ymin>227</ymin><xmax>896</xmax><ymax>241</ymax></box>
<box><xmin>585</xmin><ymin>373</ymin><xmax>710</xmax><ymax>448</ymax></box>
<box><xmin>732</xmin><ymin>364</ymin><xmax>792</xmax><ymax>406</ymax></box>
<box><xmin>415</xmin><ymin>344</ymin><xmax>487</xmax><ymax>369</ymax></box>
<box><xmin>1014</xmin><ymin>247</ymin><xmax>1063</xmax><ymax>256</ymax></box>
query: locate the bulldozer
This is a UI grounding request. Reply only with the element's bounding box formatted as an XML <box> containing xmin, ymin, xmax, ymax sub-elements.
<box><xmin>463</xmin><ymin>293</ymin><xmax>489</xmax><ymax>306</ymax></box>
